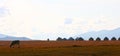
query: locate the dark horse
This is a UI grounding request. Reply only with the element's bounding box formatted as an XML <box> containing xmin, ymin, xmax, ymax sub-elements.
<box><xmin>10</xmin><ymin>40</ymin><xmax>20</xmax><ymax>48</ymax></box>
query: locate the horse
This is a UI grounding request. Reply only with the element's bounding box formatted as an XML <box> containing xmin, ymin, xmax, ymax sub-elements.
<box><xmin>10</xmin><ymin>40</ymin><xmax>20</xmax><ymax>48</ymax></box>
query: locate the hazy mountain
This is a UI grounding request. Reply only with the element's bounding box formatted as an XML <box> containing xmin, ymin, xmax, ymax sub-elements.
<box><xmin>75</xmin><ymin>28</ymin><xmax>120</xmax><ymax>40</ymax></box>
<box><xmin>0</xmin><ymin>34</ymin><xmax>31</xmax><ymax>40</ymax></box>
<box><xmin>0</xmin><ymin>34</ymin><xmax>7</xmax><ymax>38</ymax></box>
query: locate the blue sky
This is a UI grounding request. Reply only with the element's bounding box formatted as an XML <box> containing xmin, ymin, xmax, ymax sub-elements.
<box><xmin>0</xmin><ymin>0</ymin><xmax>120</xmax><ymax>40</ymax></box>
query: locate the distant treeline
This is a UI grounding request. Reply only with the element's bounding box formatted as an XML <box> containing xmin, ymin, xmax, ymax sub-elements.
<box><xmin>56</xmin><ymin>37</ymin><xmax>120</xmax><ymax>41</ymax></box>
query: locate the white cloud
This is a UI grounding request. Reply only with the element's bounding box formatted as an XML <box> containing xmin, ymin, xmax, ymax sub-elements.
<box><xmin>64</xmin><ymin>18</ymin><xmax>73</xmax><ymax>24</ymax></box>
<box><xmin>0</xmin><ymin>0</ymin><xmax>120</xmax><ymax>40</ymax></box>
<box><xmin>0</xmin><ymin>0</ymin><xmax>65</xmax><ymax>37</ymax></box>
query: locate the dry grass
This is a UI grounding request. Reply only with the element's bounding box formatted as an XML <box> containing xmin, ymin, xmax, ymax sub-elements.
<box><xmin>0</xmin><ymin>41</ymin><xmax>120</xmax><ymax>56</ymax></box>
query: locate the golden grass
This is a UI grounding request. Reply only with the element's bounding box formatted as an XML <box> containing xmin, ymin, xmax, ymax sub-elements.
<box><xmin>0</xmin><ymin>41</ymin><xmax>120</xmax><ymax>56</ymax></box>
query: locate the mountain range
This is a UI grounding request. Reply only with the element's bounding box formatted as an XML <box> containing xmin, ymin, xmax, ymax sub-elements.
<box><xmin>0</xmin><ymin>34</ymin><xmax>31</xmax><ymax>40</ymax></box>
<box><xmin>0</xmin><ymin>27</ymin><xmax>120</xmax><ymax>40</ymax></box>
<box><xmin>75</xmin><ymin>27</ymin><xmax>120</xmax><ymax>40</ymax></box>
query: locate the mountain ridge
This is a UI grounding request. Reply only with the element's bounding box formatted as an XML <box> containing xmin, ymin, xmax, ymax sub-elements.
<box><xmin>75</xmin><ymin>28</ymin><xmax>120</xmax><ymax>40</ymax></box>
<box><xmin>0</xmin><ymin>34</ymin><xmax>31</xmax><ymax>40</ymax></box>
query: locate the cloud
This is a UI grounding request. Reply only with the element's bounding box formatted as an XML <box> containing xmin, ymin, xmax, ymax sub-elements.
<box><xmin>64</xmin><ymin>18</ymin><xmax>73</xmax><ymax>24</ymax></box>
<box><xmin>0</xmin><ymin>0</ymin><xmax>120</xmax><ymax>40</ymax></box>
<box><xmin>0</xmin><ymin>7</ymin><xmax>9</xmax><ymax>17</ymax></box>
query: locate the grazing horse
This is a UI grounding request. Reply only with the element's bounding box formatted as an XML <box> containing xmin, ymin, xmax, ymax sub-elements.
<box><xmin>10</xmin><ymin>40</ymin><xmax>20</xmax><ymax>48</ymax></box>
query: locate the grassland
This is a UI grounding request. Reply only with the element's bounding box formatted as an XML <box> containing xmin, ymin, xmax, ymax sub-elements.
<box><xmin>0</xmin><ymin>41</ymin><xmax>120</xmax><ymax>56</ymax></box>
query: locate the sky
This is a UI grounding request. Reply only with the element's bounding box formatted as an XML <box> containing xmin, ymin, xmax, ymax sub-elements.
<box><xmin>0</xmin><ymin>0</ymin><xmax>120</xmax><ymax>40</ymax></box>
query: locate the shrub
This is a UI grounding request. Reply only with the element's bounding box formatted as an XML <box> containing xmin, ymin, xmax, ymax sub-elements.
<box><xmin>68</xmin><ymin>37</ymin><xmax>74</xmax><ymax>41</ymax></box>
<box><xmin>103</xmin><ymin>37</ymin><xmax>109</xmax><ymax>41</ymax></box>
<box><xmin>75</xmin><ymin>37</ymin><xmax>84</xmax><ymax>41</ymax></box>
<box><xmin>96</xmin><ymin>37</ymin><xmax>101</xmax><ymax>41</ymax></box>
<box><xmin>56</xmin><ymin>37</ymin><xmax>63</xmax><ymax>41</ymax></box>
<box><xmin>62</xmin><ymin>38</ymin><xmax>67</xmax><ymax>41</ymax></box>
<box><xmin>89</xmin><ymin>37</ymin><xmax>94</xmax><ymax>41</ymax></box>
<box><xmin>111</xmin><ymin>37</ymin><xmax>117</xmax><ymax>41</ymax></box>
<box><xmin>118</xmin><ymin>37</ymin><xmax>120</xmax><ymax>41</ymax></box>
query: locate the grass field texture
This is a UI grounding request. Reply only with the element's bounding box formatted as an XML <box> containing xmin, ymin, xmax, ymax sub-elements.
<box><xmin>0</xmin><ymin>41</ymin><xmax>120</xmax><ymax>56</ymax></box>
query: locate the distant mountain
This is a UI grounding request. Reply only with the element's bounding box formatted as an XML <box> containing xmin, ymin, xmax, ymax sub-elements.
<box><xmin>75</xmin><ymin>28</ymin><xmax>120</xmax><ymax>40</ymax></box>
<box><xmin>0</xmin><ymin>34</ymin><xmax>7</xmax><ymax>38</ymax></box>
<box><xmin>0</xmin><ymin>34</ymin><xmax>31</xmax><ymax>40</ymax></box>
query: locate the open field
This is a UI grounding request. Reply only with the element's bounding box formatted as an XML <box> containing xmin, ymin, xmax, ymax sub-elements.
<box><xmin>0</xmin><ymin>41</ymin><xmax>120</xmax><ymax>56</ymax></box>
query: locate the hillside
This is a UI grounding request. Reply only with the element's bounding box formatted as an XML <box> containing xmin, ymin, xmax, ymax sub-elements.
<box><xmin>0</xmin><ymin>34</ymin><xmax>31</xmax><ymax>40</ymax></box>
<box><xmin>76</xmin><ymin>28</ymin><xmax>120</xmax><ymax>40</ymax></box>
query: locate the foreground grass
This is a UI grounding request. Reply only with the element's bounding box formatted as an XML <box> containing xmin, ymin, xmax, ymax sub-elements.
<box><xmin>0</xmin><ymin>45</ymin><xmax>120</xmax><ymax>56</ymax></box>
